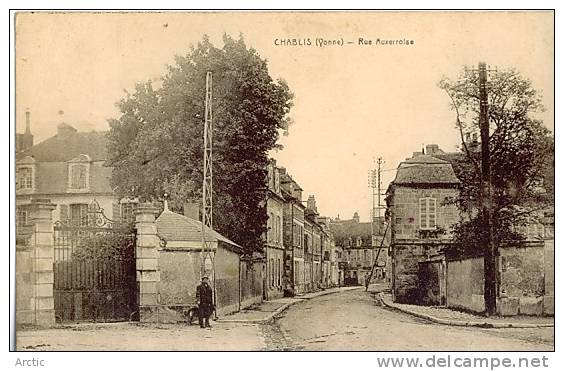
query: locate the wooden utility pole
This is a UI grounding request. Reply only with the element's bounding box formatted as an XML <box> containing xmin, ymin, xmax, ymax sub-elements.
<box><xmin>478</xmin><ymin>62</ymin><xmax>497</xmax><ymax>316</ymax></box>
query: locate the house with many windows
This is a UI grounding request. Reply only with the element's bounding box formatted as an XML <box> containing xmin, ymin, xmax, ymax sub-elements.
<box><xmin>16</xmin><ymin>122</ymin><xmax>135</xmax><ymax>235</ymax></box>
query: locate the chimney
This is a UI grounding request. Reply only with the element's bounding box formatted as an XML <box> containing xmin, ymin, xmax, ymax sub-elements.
<box><xmin>307</xmin><ymin>195</ymin><xmax>317</xmax><ymax>213</ymax></box>
<box><xmin>183</xmin><ymin>202</ymin><xmax>200</xmax><ymax>221</ymax></box>
<box><xmin>57</xmin><ymin>122</ymin><xmax>77</xmax><ymax>139</ymax></box>
<box><xmin>353</xmin><ymin>212</ymin><xmax>360</xmax><ymax>223</ymax></box>
<box><xmin>425</xmin><ymin>144</ymin><xmax>439</xmax><ymax>155</ymax></box>
<box><xmin>25</xmin><ymin>108</ymin><xmax>31</xmax><ymax>135</ymax></box>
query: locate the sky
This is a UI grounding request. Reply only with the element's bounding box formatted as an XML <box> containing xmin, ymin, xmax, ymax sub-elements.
<box><xmin>15</xmin><ymin>11</ymin><xmax>554</xmax><ymax>222</ymax></box>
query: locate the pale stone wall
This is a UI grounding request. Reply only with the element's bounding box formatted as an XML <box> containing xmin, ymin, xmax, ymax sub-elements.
<box><xmin>16</xmin><ymin>199</ymin><xmax>57</xmax><ymax>326</ymax></box>
<box><xmin>446</xmin><ymin>257</ymin><xmax>485</xmax><ymax>313</ymax></box>
<box><xmin>446</xmin><ymin>243</ymin><xmax>552</xmax><ymax>316</ymax></box>
<box><xmin>498</xmin><ymin>242</ymin><xmax>547</xmax><ymax>316</ymax></box>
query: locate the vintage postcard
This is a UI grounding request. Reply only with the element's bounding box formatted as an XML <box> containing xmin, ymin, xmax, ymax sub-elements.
<box><xmin>12</xmin><ymin>10</ymin><xmax>554</xmax><ymax>354</ymax></box>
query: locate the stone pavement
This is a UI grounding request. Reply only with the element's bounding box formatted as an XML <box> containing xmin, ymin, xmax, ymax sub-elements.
<box><xmin>379</xmin><ymin>292</ymin><xmax>554</xmax><ymax>328</ymax></box>
<box><xmin>218</xmin><ymin>286</ymin><xmax>362</xmax><ymax>324</ymax></box>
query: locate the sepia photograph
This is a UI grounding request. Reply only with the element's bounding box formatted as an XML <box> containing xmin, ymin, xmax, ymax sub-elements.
<box><xmin>11</xmin><ymin>9</ymin><xmax>554</xmax><ymax>354</ymax></box>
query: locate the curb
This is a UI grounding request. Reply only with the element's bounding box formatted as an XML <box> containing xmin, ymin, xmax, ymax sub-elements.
<box><xmin>378</xmin><ymin>293</ymin><xmax>554</xmax><ymax>329</ymax></box>
<box><xmin>219</xmin><ymin>287</ymin><xmax>361</xmax><ymax>324</ymax></box>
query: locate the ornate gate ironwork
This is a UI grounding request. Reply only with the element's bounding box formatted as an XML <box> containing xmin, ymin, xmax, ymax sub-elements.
<box><xmin>53</xmin><ymin>200</ymin><xmax>137</xmax><ymax>323</ymax></box>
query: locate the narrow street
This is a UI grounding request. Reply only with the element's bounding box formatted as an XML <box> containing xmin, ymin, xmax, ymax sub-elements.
<box><xmin>262</xmin><ymin>288</ymin><xmax>554</xmax><ymax>351</ymax></box>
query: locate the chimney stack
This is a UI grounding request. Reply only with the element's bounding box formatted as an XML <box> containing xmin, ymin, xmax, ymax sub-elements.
<box><xmin>307</xmin><ymin>195</ymin><xmax>317</xmax><ymax>213</ymax></box>
<box><xmin>353</xmin><ymin>212</ymin><xmax>360</xmax><ymax>223</ymax></box>
<box><xmin>25</xmin><ymin>108</ymin><xmax>31</xmax><ymax>135</ymax></box>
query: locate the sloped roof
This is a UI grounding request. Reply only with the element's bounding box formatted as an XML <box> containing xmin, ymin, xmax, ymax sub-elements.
<box><xmin>32</xmin><ymin>162</ymin><xmax>113</xmax><ymax>194</ymax></box>
<box><xmin>393</xmin><ymin>154</ymin><xmax>460</xmax><ymax>185</ymax></box>
<box><xmin>156</xmin><ymin>209</ymin><xmax>242</xmax><ymax>250</ymax></box>
<box><xmin>17</xmin><ymin>130</ymin><xmax>108</xmax><ymax>162</ymax></box>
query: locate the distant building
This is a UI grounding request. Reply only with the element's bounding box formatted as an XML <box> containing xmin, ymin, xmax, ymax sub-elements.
<box><xmin>331</xmin><ymin>213</ymin><xmax>388</xmax><ymax>286</ymax></box>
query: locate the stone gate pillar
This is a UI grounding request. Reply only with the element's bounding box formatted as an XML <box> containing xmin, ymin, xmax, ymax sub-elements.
<box><xmin>135</xmin><ymin>203</ymin><xmax>160</xmax><ymax>322</ymax></box>
<box><xmin>28</xmin><ymin>199</ymin><xmax>57</xmax><ymax>326</ymax></box>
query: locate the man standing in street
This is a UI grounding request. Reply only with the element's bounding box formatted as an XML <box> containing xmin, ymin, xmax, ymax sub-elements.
<box><xmin>196</xmin><ymin>276</ymin><xmax>214</xmax><ymax>328</ymax></box>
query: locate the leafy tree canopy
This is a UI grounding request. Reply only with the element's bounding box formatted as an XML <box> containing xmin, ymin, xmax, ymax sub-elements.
<box><xmin>439</xmin><ymin>67</ymin><xmax>553</xmax><ymax>258</ymax></box>
<box><xmin>106</xmin><ymin>34</ymin><xmax>294</xmax><ymax>254</ymax></box>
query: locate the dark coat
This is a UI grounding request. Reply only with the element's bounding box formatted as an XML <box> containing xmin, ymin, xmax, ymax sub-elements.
<box><xmin>196</xmin><ymin>282</ymin><xmax>214</xmax><ymax>306</ymax></box>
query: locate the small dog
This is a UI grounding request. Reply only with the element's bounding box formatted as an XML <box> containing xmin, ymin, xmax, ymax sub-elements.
<box><xmin>184</xmin><ymin>306</ymin><xmax>200</xmax><ymax>325</ymax></box>
<box><xmin>183</xmin><ymin>305</ymin><xmax>218</xmax><ymax>325</ymax></box>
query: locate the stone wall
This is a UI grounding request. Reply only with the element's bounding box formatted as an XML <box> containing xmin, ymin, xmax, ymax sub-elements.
<box><xmin>543</xmin><ymin>239</ymin><xmax>554</xmax><ymax>315</ymax></box>
<box><xmin>498</xmin><ymin>242</ymin><xmax>547</xmax><ymax>316</ymax></box>
<box><xmin>446</xmin><ymin>257</ymin><xmax>485</xmax><ymax>313</ymax></box>
<box><xmin>240</xmin><ymin>260</ymin><xmax>263</xmax><ymax>309</ymax></box>
<box><xmin>16</xmin><ymin>199</ymin><xmax>57</xmax><ymax>326</ymax></box>
<box><xmin>16</xmin><ymin>246</ymin><xmax>33</xmax><ymax>324</ymax></box>
<box><xmin>446</xmin><ymin>242</ymin><xmax>552</xmax><ymax>316</ymax></box>
<box><xmin>215</xmin><ymin>246</ymin><xmax>241</xmax><ymax>316</ymax></box>
<box><xmin>392</xmin><ymin>242</ymin><xmax>445</xmax><ymax>303</ymax></box>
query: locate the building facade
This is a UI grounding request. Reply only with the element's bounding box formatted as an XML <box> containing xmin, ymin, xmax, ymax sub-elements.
<box><xmin>331</xmin><ymin>213</ymin><xmax>388</xmax><ymax>287</ymax></box>
<box><xmin>264</xmin><ymin>161</ymin><xmax>285</xmax><ymax>300</ymax></box>
<box><xmin>386</xmin><ymin>149</ymin><xmax>461</xmax><ymax>304</ymax></box>
<box><xmin>16</xmin><ymin>123</ymin><xmax>136</xmax><ymax>237</ymax></box>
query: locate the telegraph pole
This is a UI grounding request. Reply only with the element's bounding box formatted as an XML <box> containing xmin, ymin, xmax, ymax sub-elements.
<box><xmin>478</xmin><ymin>62</ymin><xmax>497</xmax><ymax>316</ymax></box>
<box><xmin>202</xmin><ymin>72</ymin><xmax>215</xmax><ymax>288</ymax></box>
<box><xmin>368</xmin><ymin>157</ymin><xmax>385</xmax><ymax>286</ymax></box>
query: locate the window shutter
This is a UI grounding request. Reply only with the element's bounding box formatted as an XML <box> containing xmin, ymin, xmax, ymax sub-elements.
<box><xmin>59</xmin><ymin>204</ymin><xmax>69</xmax><ymax>222</ymax></box>
<box><xmin>419</xmin><ymin>198</ymin><xmax>427</xmax><ymax>228</ymax></box>
<box><xmin>112</xmin><ymin>202</ymin><xmax>121</xmax><ymax>221</ymax></box>
<box><xmin>429</xmin><ymin>199</ymin><xmax>437</xmax><ymax>228</ymax></box>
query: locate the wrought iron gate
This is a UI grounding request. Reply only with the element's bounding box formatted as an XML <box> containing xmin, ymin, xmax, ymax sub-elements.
<box><xmin>53</xmin><ymin>200</ymin><xmax>137</xmax><ymax>323</ymax></box>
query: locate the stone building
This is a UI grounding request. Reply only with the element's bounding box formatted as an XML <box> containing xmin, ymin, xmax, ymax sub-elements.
<box><xmin>386</xmin><ymin>151</ymin><xmax>460</xmax><ymax>303</ymax></box>
<box><xmin>264</xmin><ymin>161</ymin><xmax>285</xmax><ymax>300</ymax></box>
<box><xmin>280</xmin><ymin>169</ymin><xmax>305</xmax><ymax>296</ymax></box>
<box><xmin>331</xmin><ymin>213</ymin><xmax>388</xmax><ymax>287</ymax></box>
<box><xmin>16</xmin><ymin>123</ymin><xmax>136</xmax><ymax>235</ymax></box>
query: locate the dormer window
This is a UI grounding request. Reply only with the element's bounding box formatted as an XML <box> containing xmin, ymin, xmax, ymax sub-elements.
<box><xmin>16</xmin><ymin>156</ymin><xmax>36</xmax><ymax>193</ymax></box>
<box><xmin>67</xmin><ymin>154</ymin><xmax>91</xmax><ymax>192</ymax></box>
<box><xmin>70</xmin><ymin>164</ymin><xmax>87</xmax><ymax>189</ymax></box>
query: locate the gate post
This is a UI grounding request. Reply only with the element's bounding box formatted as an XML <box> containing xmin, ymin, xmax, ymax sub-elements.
<box><xmin>135</xmin><ymin>203</ymin><xmax>160</xmax><ymax>322</ymax></box>
<box><xmin>28</xmin><ymin>199</ymin><xmax>57</xmax><ymax>326</ymax></box>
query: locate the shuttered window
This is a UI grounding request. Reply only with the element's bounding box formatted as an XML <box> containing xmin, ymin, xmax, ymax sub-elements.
<box><xmin>419</xmin><ymin>197</ymin><xmax>437</xmax><ymax>230</ymax></box>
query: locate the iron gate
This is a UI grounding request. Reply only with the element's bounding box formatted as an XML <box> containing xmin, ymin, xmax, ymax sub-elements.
<box><xmin>53</xmin><ymin>200</ymin><xmax>137</xmax><ymax>323</ymax></box>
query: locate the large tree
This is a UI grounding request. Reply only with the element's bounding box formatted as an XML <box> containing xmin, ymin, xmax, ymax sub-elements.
<box><xmin>106</xmin><ymin>35</ymin><xmax>294</xmax><ymax>253</ymax></box>
<box><xmin>439</xmin><ymin>67</ymin><xmax>553</xmax><ymax>258</ymax></box>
